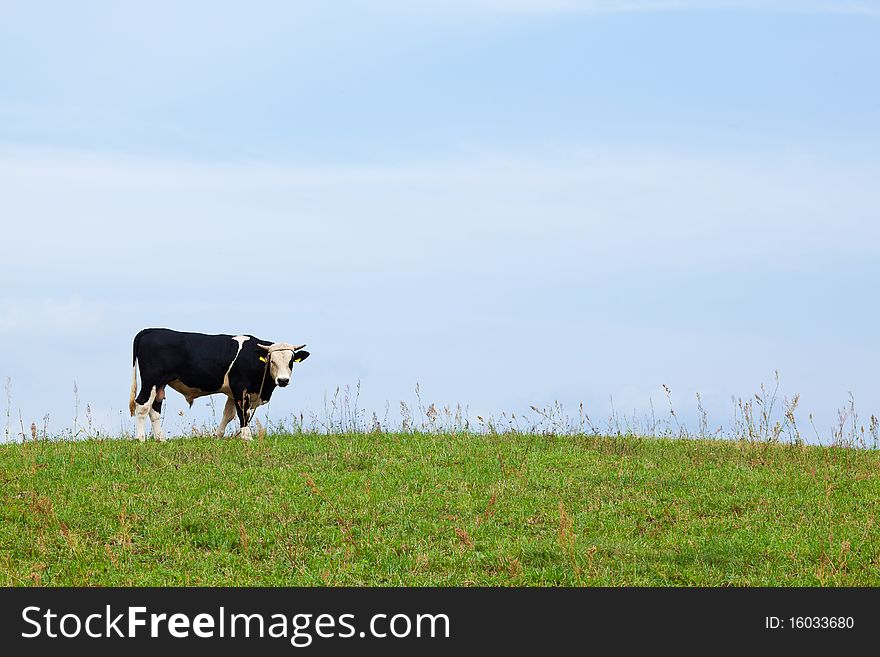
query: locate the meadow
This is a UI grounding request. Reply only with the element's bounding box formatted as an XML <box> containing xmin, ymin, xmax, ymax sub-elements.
<box><xmin>1</xmin><ymin>429</ymin><xmax>878</xmax><ymax>586</ymax></box>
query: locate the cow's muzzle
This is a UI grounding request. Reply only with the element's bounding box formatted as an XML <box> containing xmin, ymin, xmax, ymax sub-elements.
<box><xmin>277</xmin><ymin>378</ymin><xmax>289</xmax><ymax>387</ymax></box>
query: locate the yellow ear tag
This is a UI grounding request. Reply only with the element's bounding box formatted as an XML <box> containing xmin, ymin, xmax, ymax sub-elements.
<box><xmin>294</xmin><ymin>357</ymin><xmax>302</xmax><ymax>363</ymax></box>
<box><xmin>259</xmin><ymin>356</ymin><xmax>267</xmax><ymax>363</ymax></box>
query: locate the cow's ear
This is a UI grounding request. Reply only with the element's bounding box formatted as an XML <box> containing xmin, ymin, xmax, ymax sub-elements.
<box><xmin>293</xmin><ymin>350</ymin><xmax>310</xmax><ymax>363</ymax></box>
<box><xmin>257</xmin><ymin>343</ymin><xmax>271</xmax><ymax>362</ymax></box>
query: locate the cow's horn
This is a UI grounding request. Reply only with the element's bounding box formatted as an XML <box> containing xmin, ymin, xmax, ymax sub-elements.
<box><xmin>294</xmin><ymin>344</ymin><xmax>306</xmax><ymax>351</ymax></box>
<box><xmin>258</xmin><ymin>343</ymin><xmax>271</xmax><ymax>351</ymax></box>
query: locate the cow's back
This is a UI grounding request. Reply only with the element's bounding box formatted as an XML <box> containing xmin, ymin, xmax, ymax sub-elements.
<box><xmin>134</xmin><ymin>328</ymin><xmax>241</xmax><ymax>392</ymax></box>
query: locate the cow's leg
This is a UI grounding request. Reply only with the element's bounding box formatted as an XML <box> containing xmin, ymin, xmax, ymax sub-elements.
<box><xmin>149</xmin><ymin>385</ymin><xmax>166</xmax><ymax>442</ymax></box>
<box><xmin>215</xmin><ymin>396</ymin><xmax>236</xmax><ymax>438</ymax></box>
<box><xmin>133</xmin><ymin>385</ymin><xmax>157</xmax><ymax>442</ymax></box>
<box><xmin>235</xmin><ymin>396</ymin><xmax>252</xmax><ymax>441</ymax></box>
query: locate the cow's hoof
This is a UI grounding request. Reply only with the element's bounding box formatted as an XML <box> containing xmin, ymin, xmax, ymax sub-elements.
<box><xmin>156</xmin><ymin>433</ymin><xmax>166</xmax><ymax>443</ymax></box>
<box><xmin>136</xmin><ymin>435</ymin><xmax>146</xmax><ymax>443</ymax></box>
<box><xmin>240</xmin><ymin>427</ymin><xmax>252</xmax><ymax>441</ymax></box>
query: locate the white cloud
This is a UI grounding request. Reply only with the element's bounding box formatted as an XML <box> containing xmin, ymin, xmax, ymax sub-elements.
<box><xmin>1</xmin><ymin>144</ymin><xmax>877</xmax><ymax>287</ymax></box>
<box><xmin>0</xmin><ymin>298</ymin><xmax>105</xmax><ymax>336</ymax></box>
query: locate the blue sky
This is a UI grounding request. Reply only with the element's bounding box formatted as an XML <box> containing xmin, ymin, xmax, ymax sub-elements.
<box><xmin>1</xmin><ymin>1</ymin><xmax>879</xmax><ymax>440</ymax></box>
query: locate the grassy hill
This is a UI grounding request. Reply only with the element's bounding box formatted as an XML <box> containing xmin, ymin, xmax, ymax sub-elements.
<box><xmin>1</xmin><ymin>432</ymin><xmax>878</xmax><ymax>586</ymax></box>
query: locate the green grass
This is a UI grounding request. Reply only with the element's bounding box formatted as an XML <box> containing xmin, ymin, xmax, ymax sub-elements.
<box><xmin>1</xmin><ymin>432</ymin><xmax>878</xmax><ymax>586</ymax></box>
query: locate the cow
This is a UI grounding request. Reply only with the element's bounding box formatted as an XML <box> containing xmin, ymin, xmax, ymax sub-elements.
<box><xmin>128</xmin><ymin>328</ymin><xmax>310</xmax><ymax>442</ymax></box>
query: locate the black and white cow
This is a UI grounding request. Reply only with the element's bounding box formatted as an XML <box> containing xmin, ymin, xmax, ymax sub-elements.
<box><xmin>129</xmin><ymin>328</ymin><xmax>310</xmax><ymax>442</ymax></box>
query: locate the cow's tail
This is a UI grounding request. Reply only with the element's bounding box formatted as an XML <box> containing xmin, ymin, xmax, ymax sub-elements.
<box><xmin>129</xmin><ymin>363</ymin><xmax>138</xmax><ymax>416</ymax></box>
<box><xmin>129</xmin><ymin>331</ymin><xmax>142</xmax><ymax>416</ymax></box>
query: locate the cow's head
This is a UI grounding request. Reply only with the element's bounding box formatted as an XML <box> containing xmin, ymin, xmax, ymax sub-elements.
<box><xmin>258</xmin><ymin>342</ymin><xmax>310</xmax><ymax>387</ymax></box>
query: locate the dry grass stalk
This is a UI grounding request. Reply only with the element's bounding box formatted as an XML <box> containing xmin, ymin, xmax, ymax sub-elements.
<box><xmin>454</xmin><ymin>527</ymin><xmax>474</xmax><ymax>549</ymax></box>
